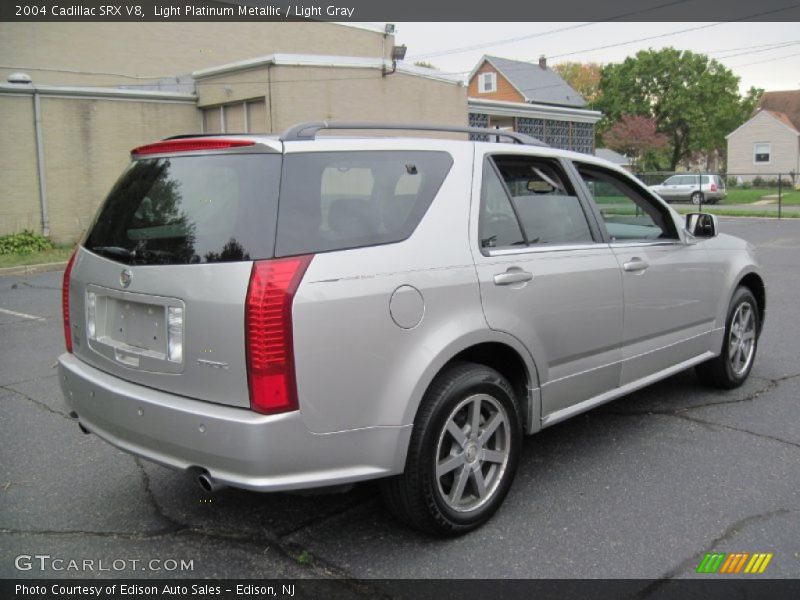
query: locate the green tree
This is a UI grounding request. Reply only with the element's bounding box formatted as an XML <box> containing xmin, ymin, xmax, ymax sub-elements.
<box><xmin>597</xmin><ymin>48</ymin><xmax>762</xmax><ymax>170</ymax></box>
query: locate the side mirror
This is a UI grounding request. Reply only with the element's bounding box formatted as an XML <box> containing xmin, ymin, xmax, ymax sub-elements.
<box><xmin>685</xmin><ymin>212</ymin><xmax>718</xmax><ymax>238</ymax></box>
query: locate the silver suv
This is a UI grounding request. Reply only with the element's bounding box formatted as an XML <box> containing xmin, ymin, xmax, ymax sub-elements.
<box><xmin>59</xmin><ymin>122</ymin><xmax>765</xmax><ymax>536</ymax></box>
<box><xmin>649</xmin><ymin>174</ymin><xmax>727</xmax><ymax>205</ymax></box>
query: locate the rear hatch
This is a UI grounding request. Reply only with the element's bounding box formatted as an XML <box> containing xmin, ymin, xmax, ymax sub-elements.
<box><xmin>69</xmin><ymin>140</ymin><xmax>281</xmax><ymax>408</ymax></box>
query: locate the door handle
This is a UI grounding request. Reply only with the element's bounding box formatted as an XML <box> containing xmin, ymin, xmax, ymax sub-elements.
<box><xmin>623</xmin><ymin>257</ymin><xmax>649</xmax><ymax>272</ymax></box>
<box><xmin>493</xmin><ymin>269</ymin><xmax>533</xmax><ymax>286</ymax></box>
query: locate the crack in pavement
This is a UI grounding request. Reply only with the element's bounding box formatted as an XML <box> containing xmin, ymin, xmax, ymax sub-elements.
<box><xmin>599</xmin><ymin>372</ymin><xmax>800</xmax><ymax>450</ymax></box>
<box><xmin>634</xmin><ymin>508</ymin><xmax>796</xmax><ymax>598</ymax></box>
<box><xmin>133</xmin><ymin>458</ymin><xmax>187</xmax><ymax>534</ymax></box>
<box><xmin>275</xmin><ymin>494</ymin><xmax>379</xmax><ymax>539</ymax></box>
<box><xmin>0</xmin><ymin>384</ymin><xmax>72</xmax><ymax>421</ymax></box>
<box><xmin>672</xmin><ymin>413</ymin><xmax>800</xmax><ymax>450</ymax></box>
<box><xmin>0</xmin><ymin>373</ymin><xmax>58</xmax><ymax>389</ymax></box>
<box><xmin>129</xmin><ymin>458</ymin><xmax>373</xmax><ymax>585</ymax></box>
<box><xmin>9</xmin><ymin>281</ymin><xmax>61</xmax><ymax>291</ymax></box>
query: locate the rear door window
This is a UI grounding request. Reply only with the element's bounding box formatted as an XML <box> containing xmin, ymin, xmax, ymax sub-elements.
<box><xmin>275</xmin><ymin>151</ymin><xmax>453</xmax><ymax>256</ymax></box>
<box><xmin>84</xmin><ymin>154</ymin><xmax>281</xmax><ymax>265</ymax></box>
<box><xmin>479</xmin><ymin>155</ymin><xmax>595</xmax><ymax>252</ymax></box>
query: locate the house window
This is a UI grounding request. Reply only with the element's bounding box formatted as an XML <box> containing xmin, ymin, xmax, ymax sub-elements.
<box><xmin>754</xmin><ymin>143</ymin><xmax>771</xmax><ymax>164</ymax></box>
<box><xmin>478</xmin><ymin>72</ymin><xmax>497</xmax><ymax>94</ymax></box>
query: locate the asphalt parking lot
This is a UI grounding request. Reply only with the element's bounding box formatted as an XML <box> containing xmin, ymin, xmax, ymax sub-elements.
<box><xmin>1</xmin><ymin>218</ymin><xmax>799</xmax><ymax>589</ymax></box>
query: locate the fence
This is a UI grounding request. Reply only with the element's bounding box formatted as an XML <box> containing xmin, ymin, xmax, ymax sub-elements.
<box><xmin>633</xmin><ymin>171</ymin><xmax>798</xmax><ymax>219</ymax></box>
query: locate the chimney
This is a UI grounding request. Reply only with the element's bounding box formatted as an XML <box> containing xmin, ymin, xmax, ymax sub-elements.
<box><xmin>538</xmin><ymin>55</ymin><xmax>547</xmax><ymax>70</ymax></box>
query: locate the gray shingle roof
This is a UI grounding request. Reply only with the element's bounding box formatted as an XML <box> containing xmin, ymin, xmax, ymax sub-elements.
<box><xmin>483</xmin><ymin>55</ymin><xmax>586</xmax><ymax>108</ymax></box>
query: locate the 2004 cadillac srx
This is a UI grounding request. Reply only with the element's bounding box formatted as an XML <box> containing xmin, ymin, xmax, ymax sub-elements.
<box><xmin>59</xmin><ymin>122</ymin><xmax>765</xmax><ymax>535</ymax></box>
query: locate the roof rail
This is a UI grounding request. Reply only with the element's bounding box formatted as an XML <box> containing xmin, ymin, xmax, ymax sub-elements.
<box><xmin>281</xmin><ymin>121</ymin><xmax>548</xmax><ymax>146</ymax></box>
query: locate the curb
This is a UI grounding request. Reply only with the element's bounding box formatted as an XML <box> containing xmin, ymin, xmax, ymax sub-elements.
<box><xmin>0</xmin><ymin>261</ymin><xmax>68</xmax><ymax>278</ymax></box>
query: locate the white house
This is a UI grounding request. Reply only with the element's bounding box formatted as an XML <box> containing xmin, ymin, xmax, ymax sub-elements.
<box><xmin>726</xmin><ymin>90</ymin><xmax>800</xmax><ymax>180</ymax></box>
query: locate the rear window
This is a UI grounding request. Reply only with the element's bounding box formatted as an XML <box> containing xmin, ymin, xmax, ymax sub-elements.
<box><xmin>274</xmin><ymin>151</ymin><xmax>453</xmax><ymax>257</ymax></box>
<box><xmin>84</xmin><ymin>154</ymin><xmax>280</xmax><ymax>265</ymax></box>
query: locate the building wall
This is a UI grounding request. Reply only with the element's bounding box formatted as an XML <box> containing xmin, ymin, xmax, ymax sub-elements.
<box><xmin>0</xmin><ymin>94</ymin><xmax>41</xmax><ymax>234</ymax></box>
<box><xmin>0</xmin><ymin>91</ymin><xmax>198</xmax><ymax>243</ymax></box>
<box><xmin>467</xmin><ymin>61</ymin><xmax>524</xmax><ymax>103</ymax></box>
<box><xmin>198</xmin><ymin>65</ymin><xmax>468</xmax><ymax>135</ymax></box>
<box><xmin>0</xmin><ymin>22</ymin><xmax>391</xmax><ymax>87</ymax></box>
<box><xmin>195</xmin><ymin>67</ymin><xmax>270</xmax><ymax>107</ymax></box>
<box><xmin>270</xmin><ymin>66</ymin><xmax>467</xmax><ymax>132</ymax></box>
<box><xmin>727</xmin><ymin>112</ymin><xmax>800</xmax><ymax>178</ymax></box>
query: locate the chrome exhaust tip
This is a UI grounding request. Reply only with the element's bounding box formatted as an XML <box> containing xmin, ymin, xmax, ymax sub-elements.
<box><xmin>197</xmin><ymin>471</ymin><xmax>226</xmax><ymax>493</ymax></box>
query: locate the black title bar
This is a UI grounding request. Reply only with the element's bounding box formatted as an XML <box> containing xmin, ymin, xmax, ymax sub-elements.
<box><xmin>2</xmin><ymin>0</ymin><xmax>800</xmax><ymax>22</ymax></box>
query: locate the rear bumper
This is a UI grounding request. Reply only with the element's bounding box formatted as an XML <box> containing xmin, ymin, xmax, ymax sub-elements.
<box><xmin>58</xmin><ymin>353</ymin><xmax>411</xmax><ymax>492</ymax></box>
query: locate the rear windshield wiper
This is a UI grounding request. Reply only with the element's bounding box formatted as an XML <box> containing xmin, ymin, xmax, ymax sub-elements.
<box><xmin>90</xmin><ymin>246</ymin><xmax>136</xmax><ymax>262</ymax></box>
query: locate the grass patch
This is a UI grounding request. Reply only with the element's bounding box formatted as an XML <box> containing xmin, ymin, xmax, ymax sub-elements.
<box><xmin>0</xmin><ymin>245</ymin><xmax>74</xmax><ymax>269</ymax></box>
<box><xmin>673</xmin><ymin>207</ymin><xmax>800</xmax><ymax>218</ymax></box>
<box><xmin>721</xmin><ymin>188</ymin><xmax>800</xmax><ymax>205</ymax></box>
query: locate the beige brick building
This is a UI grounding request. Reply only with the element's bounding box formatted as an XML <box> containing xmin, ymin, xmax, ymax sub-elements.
<box><xmin>0</xmin><ymin>23</ymin><xmax>467</xmax><ymax>244</ymax></box>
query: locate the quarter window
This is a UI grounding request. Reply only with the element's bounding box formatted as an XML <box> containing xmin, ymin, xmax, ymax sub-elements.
<box><xmin>576</xmin><ymin>164</ymin><xmax>678</xmax><ymax>241</ymax></box>
<box><xmin>754</xmin><ymin>143</ymin><xmax>771</xmax><ymax>163</ymax></box>
<box><xmin>275</xmin><ymin>151</ymin><xmax>453</xmax><ymax>256</ymax></box>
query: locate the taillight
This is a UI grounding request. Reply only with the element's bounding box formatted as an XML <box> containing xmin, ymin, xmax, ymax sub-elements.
<box><xmin>131</xmin><ymin>138</ymin><xmax>255</xmax><ymax>155</ymax></box>
<box><xmin>245</xmin><ymin>255</ymin><xmax>313</xmax><ymax>414</ymax></box>
<box><xmin>62</xmin><ymin>248</ymin><xmax>77</xmax><ymax>353</ymax></box>
<box><xmin>710</xmin><ymin>183</ymin><xmax>717</xmax><ymax>192</ymax></box>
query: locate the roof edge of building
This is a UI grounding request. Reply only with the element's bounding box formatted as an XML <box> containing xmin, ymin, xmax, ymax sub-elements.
<box><xmin>192</xmin><ymin>53</ymin><xmax>464</xmax><ymax>86</ymax></box>
<box><xmin>0</xmin><ymin>82</ymin><xmax>196</xmax><ymax>102</ymax></box>
<box><xmin>468</xmin><ymin>97</ymin><xmax>602</xmax><ymax>123</ymax></box>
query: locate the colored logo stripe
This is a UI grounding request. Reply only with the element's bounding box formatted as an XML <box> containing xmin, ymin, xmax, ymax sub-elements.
<box><xmin>697</xmin><ymin>552</ymin><xmax>773</xmax><ymax>574</ymax></box>
<box><xmin>745</xmin><ymin>553</ymin><xmax>773</xmax><ymax>574</ymax></box>
<box><xmin>697</xmin><ymin>553</ymin><xmax>726</xmax><ymax>573</ymax></box>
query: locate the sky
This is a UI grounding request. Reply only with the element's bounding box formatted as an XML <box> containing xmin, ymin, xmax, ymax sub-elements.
<box><xmin>388</xmin><ymin>22</ymin><xmax>800</xmax><ymax>92</ymax></box>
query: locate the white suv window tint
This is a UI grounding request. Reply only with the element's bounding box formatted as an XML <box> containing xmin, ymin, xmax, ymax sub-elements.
<box><xmin>489</xmin><ymin>155</ymin><xmax>594</xmax><ymax>247</ymax></box>
<box><xmin>276</xmin><ymin>151</ymin><xmax>453</xmax><ymax>256</ymax></box>
<box><xmin>576</xmin><ymin>164</ymin><xmax>678</xmax><ymax>241</ymax></box>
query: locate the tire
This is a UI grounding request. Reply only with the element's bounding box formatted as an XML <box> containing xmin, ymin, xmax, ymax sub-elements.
<box><xmin>691</xmin><ymin>191</ymin><xmax>704</xmax><ymax>205</ymax></box>
<box><xmin>381</xmin><ymin>362</ymin><xmax>522</xmax><ymax>536</ymax></box>
<box><xmin>696</xmin><ymin>287</ymin><xmax>760</xmax><ymax>389</ymax></box>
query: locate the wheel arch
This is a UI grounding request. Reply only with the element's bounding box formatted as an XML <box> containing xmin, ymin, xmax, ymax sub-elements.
<box><xmin>400</xmin><ymin>331</ymin><xmax>541</xmax><ymax>436</ymax></box>
<box><xmin>737</xmin><ymin>271</ymin><xmax>766</xmax><ymax>333</ymax></box>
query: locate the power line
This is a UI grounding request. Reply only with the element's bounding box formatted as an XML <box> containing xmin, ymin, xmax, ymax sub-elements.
<box><xmin>546</xmin><ymin>22</ymin><xmax>726</xmax><ymax>60</ymax></box>
<box><xmin>407</xmin><ymin>23</ymin><xmax>598</xmax><ymax>61</ymax></box>
<box><xmin>406</xmin><ymin>0</ymin><xmax>692</xmax><ymax>60</ymax></box>
<box><xmin>715</xmin><ymin>40</ymin><xmax>800</xmax><ymax>60</ymax></box>
<box><xmin>706</xmin><ymin>39</ymin><xmax>800</xmax><ymax>55</ymax></box>
<box><xmin>728</xmin><ymin>51</ymin><xmax>800</xmax><ymax>68</ymax></box>
<box><xmin>544</xmin><ymin>3</ymin><xmax>800</xmax><ymax>61</ymax></box>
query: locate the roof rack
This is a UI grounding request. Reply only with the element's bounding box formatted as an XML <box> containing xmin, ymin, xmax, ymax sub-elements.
<box><xmin>281</xmin><ymin>121</ymin><xmax>548</xmax><ymax>146</ymax></box>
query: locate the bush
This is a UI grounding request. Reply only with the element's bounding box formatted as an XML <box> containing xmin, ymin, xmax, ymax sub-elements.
<box><xmin>0</xmin><ymin>230</ymin><xmax>55</xmax><ymax>255</ymax></box>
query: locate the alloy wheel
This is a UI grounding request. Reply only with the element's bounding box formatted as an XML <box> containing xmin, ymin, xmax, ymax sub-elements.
<box><xmin>435</xmin><ymin>393</ymin><xmax>511</xmax><ymax>513</ymax></box>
